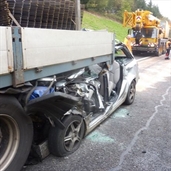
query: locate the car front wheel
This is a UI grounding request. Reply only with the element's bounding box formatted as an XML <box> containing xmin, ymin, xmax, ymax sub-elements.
<box><xmin>48</xmin><ymin>114</ymin><xmax>85</xmax><ymax>157</ymax></box>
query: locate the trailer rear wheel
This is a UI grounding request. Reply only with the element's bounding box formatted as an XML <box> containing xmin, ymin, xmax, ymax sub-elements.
<box><xmin>48</xmin><ymin>115</ymin><xmax>85</xmax><ymax>157</ymax></box>
<box><xmin>0</xmin><ymin>95</ymin><xmax>33</xmax><ymax>171</ymax></box>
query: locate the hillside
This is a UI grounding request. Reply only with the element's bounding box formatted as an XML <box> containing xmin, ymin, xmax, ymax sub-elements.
<box><xmin>82</xmin><ymin>11</ymin><xmax>129</xmax><ymax>42</ymax></box>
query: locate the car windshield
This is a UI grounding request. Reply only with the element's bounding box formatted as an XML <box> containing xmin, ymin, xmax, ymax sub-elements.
<box><xmin>115</xmin><ymin>45</ymin><xmax>133</xmax><ymax>58</ymax></box>
<box><xmin>114</xmin><ymin>45</ymin><xmax>134</xmax><ymax>65</ymax></box>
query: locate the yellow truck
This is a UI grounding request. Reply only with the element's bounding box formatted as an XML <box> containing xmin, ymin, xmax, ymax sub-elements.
<box><xmin>123</xmin><ymin>9</ymin><xmax>170</xmax><ymax>56</ymax></box>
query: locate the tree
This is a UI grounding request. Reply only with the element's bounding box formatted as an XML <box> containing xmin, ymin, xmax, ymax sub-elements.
<box><xmin>81</xmin><ymin>0</ymin><xmax>90</xmax><ymax>4</ymax></box>
<box><xmin>147</xmin><ymin>0</ymin><xmax>152</xmax><ymax>9</ymax></box>
<box><xmin>146</xmin><ymin>0</ymin><xmax>163</xmax><ymax>19</ymax></box>
<box><xmin>107</xmin><ymin>0</ymin><xmax>122</xmax><ymax>13</ymax></box>
<box><xmin>86</xmin><ymin>0</ymin><xmax>97</xmax><ymax>9</ymax></box>
<box><xmin>133</xmin><ymin>0</ymin><xmax>146</xmax><ymax>11</ymax></box>
<box><xmin>96</xmin><ymin>0</ymin><xmax>108</xmax><ymax>11</ymax></box>
<box><xmin>150</xmin><ymin>5</ymin><xmax>162</xmax><ymax>19</ymax></box>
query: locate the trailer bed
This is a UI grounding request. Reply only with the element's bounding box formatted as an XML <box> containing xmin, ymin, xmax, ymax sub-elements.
<box><xmin>0</xmin><ymin>26</ymin><xmax>114</xmax><ymax>88</ymax></box>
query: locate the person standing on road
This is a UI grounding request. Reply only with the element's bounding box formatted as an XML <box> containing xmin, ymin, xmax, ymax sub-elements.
<box><xmin>124</xmin><ymin>35</ymin><xmax>132</xmax><ymax>53</ymax></box>
<box><xmin>165</xmin><ymin>39</ymin><xmax>171</xmax><ymax>60</ymax></box>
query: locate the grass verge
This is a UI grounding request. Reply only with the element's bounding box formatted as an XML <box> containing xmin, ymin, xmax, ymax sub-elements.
<box><xmin>82</xmin><ymin>11</ymin><xmax>129</xmax><ymax>42</ymax></box>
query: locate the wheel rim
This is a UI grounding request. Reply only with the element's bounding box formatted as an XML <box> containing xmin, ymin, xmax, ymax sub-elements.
<box><xmin>0</xmin><ymin>114</ymin><xmax>20</xmax><ymax>171</ymax></box>
<box><xmin>64</xmin><ymin>120</ymin><xmax>83</xmax><ymax>152</ymax></box>
<box><xmin>128</xmin><ymin>82</ymin><xmax>136</xmax><ymax>102</ymax></box>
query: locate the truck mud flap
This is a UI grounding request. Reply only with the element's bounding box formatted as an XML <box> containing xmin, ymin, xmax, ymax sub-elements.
<box><xmin>26</xmin><ymin>92</ymin><xmax>81</xmax><ymax>129</ymax></box>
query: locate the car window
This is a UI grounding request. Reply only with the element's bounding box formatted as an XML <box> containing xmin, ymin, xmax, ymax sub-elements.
<box><xmin>115</xmin><ymin>46</ymin><xmax>134</xmax><ymax>65</ymax></box>
<box><xmin>115</xmin><ymin>49</ymin><xmax>125</xmax><ymax>56</ymax></box>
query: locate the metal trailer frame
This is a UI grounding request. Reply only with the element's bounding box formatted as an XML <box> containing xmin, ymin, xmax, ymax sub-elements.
<box><xmin>0</xmin><ymin>26</ymin><xmax>115</xmax><ymax>89</ymax></box>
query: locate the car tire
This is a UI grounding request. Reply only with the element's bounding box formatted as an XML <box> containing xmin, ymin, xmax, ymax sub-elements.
<box><xmin>48</xmin><ymin>114</ymin><xmax>85</xmax><ymax>157</ymax></box>
<box><xmin>0</xmin><ymin>95</ymin><xmax>33</xmax><ymax>171</ymax></box>
<box><xmin>124</xmin><ymin>80</ymin><xmax>136</xmax><ymax>105</ymax></box>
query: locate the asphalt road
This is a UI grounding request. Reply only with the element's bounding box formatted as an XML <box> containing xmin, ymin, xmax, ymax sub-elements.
<box><xmin>23</xmin><ymin>54</ymin><xmax>171</xmax><ymax>171</ymax></box>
